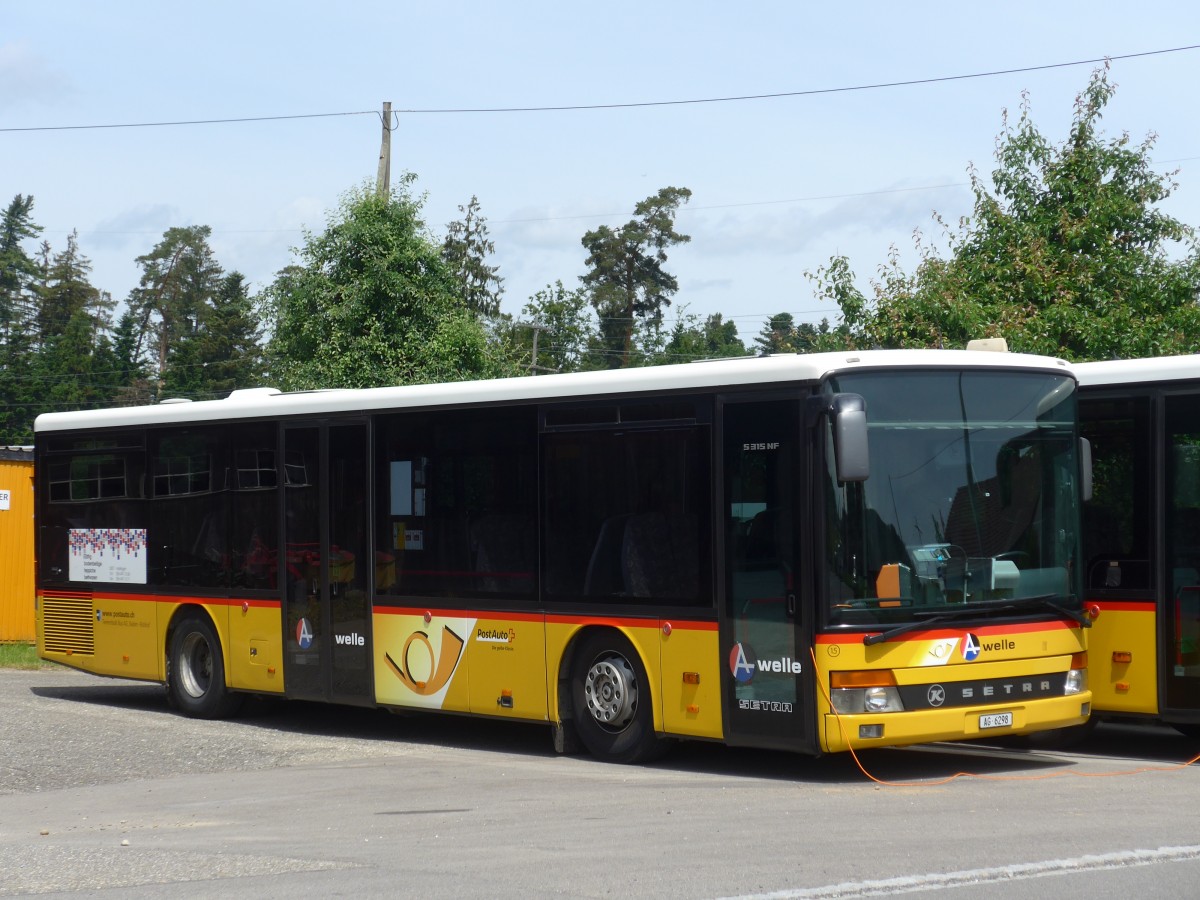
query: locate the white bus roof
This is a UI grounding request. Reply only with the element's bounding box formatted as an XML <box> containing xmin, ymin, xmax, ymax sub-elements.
<box><xmin>1074</xmin><ymin>355</ymin><xmax>1200</xmax><ymax>388</ymax></box>
<box><xmin>34</xmin><ymin>348</ymin><xmax>1070</xmax><ymax>434</ymax></box>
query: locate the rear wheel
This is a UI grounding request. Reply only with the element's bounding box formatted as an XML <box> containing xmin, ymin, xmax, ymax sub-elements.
<box><xmin>569</xmin><ymin>631</ymin><xmax>664</xmax><ymax>764</ymax></box>
<box><xmin>167</xmin><ymin>614</ymin><xmax>243</xmax><ymax>719</ymax></box>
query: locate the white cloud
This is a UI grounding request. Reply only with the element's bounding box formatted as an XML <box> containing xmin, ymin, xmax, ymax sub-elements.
<box><xmin>0</xmin><ymin>41</ymin><xmax>74</xmax><ymax>111</ymax></box>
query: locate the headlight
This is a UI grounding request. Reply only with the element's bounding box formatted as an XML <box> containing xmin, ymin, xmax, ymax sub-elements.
<box><xmin>865</xmin><ymin>686</ymin><xmax>900</xmax><ymax>711</ymax></box>
<box><xmin>830</xmin><ymin>686</ymin><xmax>905</xmax><ymax>714</ymax></box>
<box><xmin>1064</xmin><ymin>652</ymin><xmax>1088</xmax><ymax>695</ymax></box>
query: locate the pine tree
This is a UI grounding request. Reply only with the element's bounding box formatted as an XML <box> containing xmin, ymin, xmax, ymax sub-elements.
<box><xmin>580</xmin><ymin>187</ymin><xmax>692</xmax><ymax>368</ymax></box>
<box><xmin>443</xmin><ymin>195</ymin><xmax>503</xmax><ymax>317</ymax></box>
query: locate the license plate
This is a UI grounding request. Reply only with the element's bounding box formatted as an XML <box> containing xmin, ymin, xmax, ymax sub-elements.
<box><xmin>979</xmin><ymin>712</ymin><xmax>1013</xmax><ymax>729</ymax></box>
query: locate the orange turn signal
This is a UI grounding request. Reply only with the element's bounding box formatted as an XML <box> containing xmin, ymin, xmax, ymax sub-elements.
<box><xmin>830</xmin><ymin>670</ymin><xmax>898</xmax><ymax>689</ymax></box>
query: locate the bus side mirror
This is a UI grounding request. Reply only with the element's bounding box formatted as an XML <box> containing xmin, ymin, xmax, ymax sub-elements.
<box><xmin>1080</xmin><ymin>436</ymin><xmax>1093</xmax><ymax>503</ymax></box>
<box><xmin>807</xmin><ymin>393</ymin><xmax>870</xmax><ymax>483</ymax></box>
<box><xmin>833</xmin><ymin>394</ymin><xmax>870</xmax><ymax>483</ymax></box>
<box><xmin>807</xmin><ymin>393</ymin><xmax>869</xmax><ymax>483</ymax></box>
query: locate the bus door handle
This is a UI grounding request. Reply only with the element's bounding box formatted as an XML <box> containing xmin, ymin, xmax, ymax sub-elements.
<box><xmin>786</xmin><ymin>592</ymin><xmax>796</xmax><ymax>618</ymax></box>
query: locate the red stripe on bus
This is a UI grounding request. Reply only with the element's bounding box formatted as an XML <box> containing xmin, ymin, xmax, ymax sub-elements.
<box><xmin>372</xmin><ymin>606</ymin><xmax>718</xmax><ymax>631</ymax></box>
<box><xmin>374</xmin><ymin>606</ymin><xmax>545</xmax><ymax>623</ymax></box>
<box><xmin>545</xmin><ymin>614</ymin><xmax>716</xmax><ymax>631</ymax></box>
<box><xmin>79</xmin><ymin>592</ymin><xmax>280</xmax><ymax>609</ymax></box>
<box><xmin>1085</xmin><ymin>599</ymin><xmax>1155</xmax><ymax>613</ymax></box>
<box><xmin>816</xmin><ymin>619</ymin><xmax>1077</xmax><ymax>644</ymax></box>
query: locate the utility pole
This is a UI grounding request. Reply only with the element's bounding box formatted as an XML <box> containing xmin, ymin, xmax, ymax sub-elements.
<box><xmin>522</xmin><ymin>322</ymin><xmax>558</xmax><ymax>374</ymax></box>
<box><xmin>376</xmin><ymin>101</ymin><xmax>393</xmax><ymax>199</ymax></box>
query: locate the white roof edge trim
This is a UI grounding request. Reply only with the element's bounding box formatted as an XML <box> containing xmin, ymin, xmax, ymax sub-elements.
<box><xmin>1075</xmin><ymin>355</ymin><xmax>1200</xmax><ymax>387</ymax></box>
<box><xmin>33</xmin><ymin>348</ymin><xmax>1073</xmax><ymax>433</ymax></box>
<box><xmin>228</xmin><ymin>387</ymin><xmax>284</xmax><ymax>399</ymax></box>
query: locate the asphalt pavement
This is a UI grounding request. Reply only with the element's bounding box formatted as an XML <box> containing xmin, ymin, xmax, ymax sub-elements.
<box><xmin>3</xmin><ymin>666</ymin><xmax>1200</xmax><ymax>899</ymax></box>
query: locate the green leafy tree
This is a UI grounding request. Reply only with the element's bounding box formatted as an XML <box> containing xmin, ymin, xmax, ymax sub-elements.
<box><xmin>580</xmin><ymin>187</ymin><xmax>692</xmax><ymax>368</ymax></box>
<box><xmin>442</xmin><ymin>195</ymin><xmax>503</xmax><ymax>318</ymax></box>
<box><xmin>491</xmin><ymin>280</ymin><xmax>598</xmax><ymax>374</ymax></box>
<box><xmin>810</xmin><ymin>66</ymin><xmax>1200</xmax><ymax>360</ymax></box>
<box><xmin>261</xmin><ymin>179</ymin><xmax>503</xmax><ymax>390</ymax></box>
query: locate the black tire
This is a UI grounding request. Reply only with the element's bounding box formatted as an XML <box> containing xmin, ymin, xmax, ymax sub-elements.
<box><xmin>167</xmin><ymin>614</ymin><xmax>243</xmax><ymax>719</ymax></box>
<box><xmin>569</xmin><ymin>630</ymin><xmax>664</xmax><ymax>764</ymax></box>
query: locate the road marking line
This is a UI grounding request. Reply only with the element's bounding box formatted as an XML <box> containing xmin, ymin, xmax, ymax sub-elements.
<box><xmin>720</xmin><ymin>845</ymin><xmax>1200</xmax><ymax>899</ymax></box>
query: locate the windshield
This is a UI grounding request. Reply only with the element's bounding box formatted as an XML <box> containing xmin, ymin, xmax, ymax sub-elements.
<box><xmin>823</xmin><ymin>368</ymin><xmax>1083</xmax><ymax>627</ymax></box>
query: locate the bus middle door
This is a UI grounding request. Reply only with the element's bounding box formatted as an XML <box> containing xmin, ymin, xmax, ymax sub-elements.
<box><xmin>282</xmin><ymin>422</ymin><xmax>373</xmax><ymax>706</ymax></box>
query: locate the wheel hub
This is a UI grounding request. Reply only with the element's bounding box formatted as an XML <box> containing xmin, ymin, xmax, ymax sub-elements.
<box><xmin>584</xmin><ymin>653</ymin><xmax>637</xmax><ymax>731</ymax></box>
<box><xmin>179</xmin><ymin>632</ymin><xmax>213</xmax><ymax>699</ymax></box>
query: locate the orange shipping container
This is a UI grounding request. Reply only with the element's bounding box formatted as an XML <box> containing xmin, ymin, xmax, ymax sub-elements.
<box><xmin>0</xmin><ymin>449</ymin><xmax>35</xmax><ymax>642</ymax></box>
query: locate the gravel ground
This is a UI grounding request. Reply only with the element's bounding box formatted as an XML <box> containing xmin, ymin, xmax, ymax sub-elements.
<box><xmin>0</xmin><ymin>666</ymin><xmax>503</xmax><ymax>796</ymax></box>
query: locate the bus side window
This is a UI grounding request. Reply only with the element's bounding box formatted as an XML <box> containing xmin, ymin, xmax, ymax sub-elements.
<box><xmin>1081</xmin><ymin>396</ymin><xmax>1152</xmax><ymax>592</ymax></box>
<box><xmin>470</xmin><ymin>513</ymin><xmax>534</xmax><ymax>594</ymax></box>
<box><xmin>583</xmin><ymin>514</ymin><xmax>630</xmax><ymax>596</ymax></box>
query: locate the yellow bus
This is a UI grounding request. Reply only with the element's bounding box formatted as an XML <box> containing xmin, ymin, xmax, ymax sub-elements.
<box><xmin>1076</xmin><ymin>356</ymin><xmax>1200</xmax><ymax>738</ymax></box>
<box><xmin>35</xmin><ymin>350</ymin><xmax>1091</xmax><ymax>762</ymax></box>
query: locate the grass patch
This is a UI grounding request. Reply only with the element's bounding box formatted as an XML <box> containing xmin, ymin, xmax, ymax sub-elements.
<box><xmin>0</xmin><ymin>642</ymin><xmax>42</xmax><ymax>669</ymax></box>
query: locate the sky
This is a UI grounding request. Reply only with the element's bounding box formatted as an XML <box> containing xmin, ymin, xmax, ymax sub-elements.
<box><xmin>4</xmin><ymin>2</ymin><xmax>1200</xmax><ymax>349</ymax></box>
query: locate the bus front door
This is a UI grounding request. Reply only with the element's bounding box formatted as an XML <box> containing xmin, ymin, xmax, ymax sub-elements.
<box><xmin>721</xmin><ymin>397</ymin><xmax>816</xmax><ymax>753</ymax></box>
<box><xmin>283</xmin><ymin>422</ymin><xmax>374</xmax><ymax>706</ymax></box>
<box><xmin>1163</xmin><ymin>395</ymin><xmax>1200</xmax><ymax>722</ymax></box>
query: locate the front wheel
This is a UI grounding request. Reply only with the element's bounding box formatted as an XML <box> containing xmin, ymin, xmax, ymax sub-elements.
<box><xmin>569</xmin><ymin>631</ymin><xmax>664</xmax><ymax>764</ymax></box>
<box><xmin>167</xmin><ymin>614</ymin><xmax>243</xmax><ymax>719</ymax></box>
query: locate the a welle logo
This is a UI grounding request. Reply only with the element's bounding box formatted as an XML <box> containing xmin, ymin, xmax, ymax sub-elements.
<box><xmin>729</xmin><ymin>641</ymin><xmax>802</xmax><ymax>683</ymax></box>
<box><xmin>961</xmin><ymin>632</ymin><xmax>1016</xmax><ymax>661</ymax></box>
<box><xmin>334</xmin><ymin>632</ymin><xmax>365</xmax><ymax>646</ymax></box>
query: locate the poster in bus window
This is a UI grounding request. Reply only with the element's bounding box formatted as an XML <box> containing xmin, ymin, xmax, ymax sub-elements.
<box><xmin>68</xmin><ymin>528</ymin><xmax>148</xmax><ymax>584</ymax></box>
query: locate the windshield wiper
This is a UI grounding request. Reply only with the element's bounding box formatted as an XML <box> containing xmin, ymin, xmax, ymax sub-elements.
<box><xmin>863</xmin><ymin>610</ymin><xmax>978</xmax><ymax>646</ymax></box>
<box><xmin>862</xmin><ymin>595</ymin><xmax>1091</xmax><ymax>646</ymax></box>
<box><xmin>1009</xmin><ymin>593</ymin><xmax>1093</xmax><ymax>628</ymax></box>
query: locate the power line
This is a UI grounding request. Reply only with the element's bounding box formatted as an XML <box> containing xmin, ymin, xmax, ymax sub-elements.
<box><xmin>4</xmin><ymin>45</ymin><xmax>1197</xmax><ymax>133</ymax></box>
<box><xmin>0</xmin><ymin>110</ymin><xmax>374</xmax><ymax>134</ymax></box>
<box><xmin>396</xmin><ymin>46</ymin><xmax>1200</xmax><ymax>114</ymax></box>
